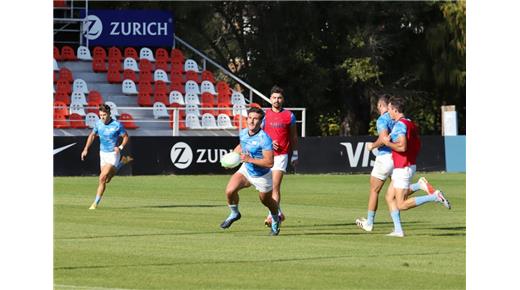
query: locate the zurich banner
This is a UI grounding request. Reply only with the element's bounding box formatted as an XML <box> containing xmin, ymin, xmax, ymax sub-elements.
<box><xmin>81</xmin><ymin>9</ymin><xmax>174</xmax><ymax>47</ymax></box>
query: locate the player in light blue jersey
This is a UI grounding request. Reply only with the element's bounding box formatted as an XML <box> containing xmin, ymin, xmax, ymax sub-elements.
<box><xmin>356</xmin><ymin>95</ymin><xmax>436</xmax><ymax>232</ymax></box>
<box><xmin>220</xmin><ymin>107</ymin><xmax>281</xmax><ymax>235</ymax></box>
<box><xmin>81</xmin><ymin>104</ymin><xmax>129</xmax><ymax>210</ymax></box>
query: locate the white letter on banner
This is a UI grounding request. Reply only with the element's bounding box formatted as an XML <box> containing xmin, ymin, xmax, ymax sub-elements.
<box><xmin>110</xmin><ymin>22</ymin><xmax>119</xmax><ymax>35</ymax></box>
<box><xmin>133</xmin><ymin>22</ymin><xmax>141</xmax><ymax>35</ymax></box>
<box><xmin>147</xmin><ymin>23</ymin><xmax>157</xmax><ymax>35</ymax></box>
<box><xmin>158</xmin><ymin>22</ymin><xmax>167</xmax><ymax>35</ymax></box>
<box><xmin>121</xmin><ymin>23</ymin><xmax>130</xmax><ymax>35</ymax></box>
<box><xmin>340</xmin><ymin>142</ymin><xmax>364</xmax><ymax>168</ymax></box>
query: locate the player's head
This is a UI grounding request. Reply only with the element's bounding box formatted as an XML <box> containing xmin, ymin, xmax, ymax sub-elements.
<box><xmin>377</xmin><ymin>94</ymin><xmax>390</xmax><ymax>115</ymax></box>
<box><xmin>270</xmin><ymin>85</ymin><xmax>284</xmax><ymax>109</ymax></box>
<box><xmin>246</xmin><ymin>107</ymin><xmax>265</xmax><ymax>132</ymax></box>
<box><xmin>387</xmin><ymin>96</ymin><xmax>405</xmax><ymax>120</ymax></box>
<box><xmin>98</xmin><ymin>104</ymin><xmax>112</xmax><ymax>124</ymax></box>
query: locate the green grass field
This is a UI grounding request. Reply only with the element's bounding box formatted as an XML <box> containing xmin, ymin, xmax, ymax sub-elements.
<box><xmin>54</xmin><ymin>173</ymin><xmax>465</xmax><ymax>289</ymax></box>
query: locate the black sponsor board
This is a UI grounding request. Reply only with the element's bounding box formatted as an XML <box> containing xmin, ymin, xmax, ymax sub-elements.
<box><xmin>54</xmin><ymin>136</ymin><xmax>445</xmax><ymax>176</ymax></box>
<box><xmin>296</xmin><ymin>136</ymin><xmax>445</xmax><ymax>173</ymax></box>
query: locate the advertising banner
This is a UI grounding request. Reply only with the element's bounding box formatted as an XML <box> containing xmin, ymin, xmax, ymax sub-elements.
<box><xmin>54</xmin><ymin>136</ymin><xmax>446</xmax><ymax>176</ymax></box>
<box><xmin>81</xmin><ymin>9</ymin><xmax>174</xmax><ymax>47</ymax></box>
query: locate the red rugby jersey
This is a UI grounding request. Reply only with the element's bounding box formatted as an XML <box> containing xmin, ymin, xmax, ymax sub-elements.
<box><xmin>392</xmin><ymin>118</ymin><xmax>421</xmax><ymax>168</ymax></box>
<box><xmin>263</xmin><ymin>109</ymin><xmax>296</xmax><ymax>155</ymax></box>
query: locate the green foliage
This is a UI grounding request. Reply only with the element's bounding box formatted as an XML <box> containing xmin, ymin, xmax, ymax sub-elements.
<box><xmin>341</xmin><ymin>57</ymin><xmax>383</xmax><ymax>84</ymax></box>
<box><xmin>318</xmin><ymin>111</ymin><xmax>341</xmax><ymax>136</ymax></box>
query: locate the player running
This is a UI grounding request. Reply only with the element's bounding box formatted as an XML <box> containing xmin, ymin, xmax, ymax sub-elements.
<box><xmin>262</xmin><ymin>85</ymin><xmax>298</xmax><ymax>227</ymax></box>
<box><xmin>382</xmin><ymin>96</ymin><xmax>451</xmax><ymax>237</ymax></box>
<box><xmin>81</xmin><ymin>104</ymin><xmax>130</xmax><ymax>210</ymax></box>
<box><xmin>220</xmin><ymin>107</ymin><xmax>281</xmax><ymax>236</ymax></box>
<box><xmin>356</xmin><ymin>95</ymin><xmax>440</xmax><ymax>232</ymax></box>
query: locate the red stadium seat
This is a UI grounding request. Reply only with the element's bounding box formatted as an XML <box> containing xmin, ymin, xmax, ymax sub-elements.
<box><xmin>154</xmin><ymin>80</ymin><xmax>169</xmax><ymax>94</ymax></box>
<box><xmin>155</xmin><ymin>59</ymin><xmax>169</xmax><ymax>72</ymax></box>
<box><xmin>93</xmin><ymin>46</ymin><xmax>106</xmax><ymax>60</ymax></box>
<box><xmin>119</xmin><ymin>113</ymin><xmax>139</xmax><ymax>129</ymax></box>
<box><xmin>87</xmin><ymin>90</ymin><xmax>104</xmax><ymax>103</ymax></box>
<box><xmin>54</xmin><ymin>101</ymin><xmax>69</xmax><ymax>116</ymax></box>
<box><xmin>137</xmin><ymin>92</ymin><xmax>152</xmax><ymax>107</ymax></box>
<box><xmin>54</xmin><ymin>113</ymin><xmax>70</xmax><ymax>128</ymax></box>
<box><xmin>108</xmin><ymin>58</ymin><xmax>122</xmax><ymax>72</ymax></box>
<box><xmin>69</xmin><ymin>113</ymin><xmax>88</xmax><ymax>128</ymax></box>
<box><xmin>216</xmin><ymin>81</ymin><xmax>231</xmax><ymax>95</ymax></box>
<box><xmin>156</xmin><ymin>48</ymin><xmax>169</xmax><ymax>62</ymax></box>
<box><xmin>54</xmin><ymin>91</ymin><xmax>70</xmax><ymax>105</ymax></box>
<box><xmin>108</xmin><ymin>47</ymin><xmax>123</xmax><ymax>62</ymax></box>
<box><xmin>124</xmin><ymin>47</ymin><xmax>139</xmax><ymax>60</ymax></box>
<box><xmin>170</xmin><ymin>82</ymin><xmax>185</xmax><ymax>95</ymax></box>
<box><xmin>169</xmin><ymin>107</ymin><xmax>187</xmax><ymax>130</ymax></box>
<box><xmin>61</xmin><ymin>46</ymin><xmax>76</xmax><ymax>61</ymax></box>
<box><xmin>92</xmin><ymin>57</ymin><xmax>107</xmax><ymax>72</ymax></box>
<box><xmin>122</xmin><ymin>69</ymin><xmax>138</xmax><ymax>83</ymax></box>
<box><xmin>233</xmin><ymin>115</ymin><xmax>247</xmax><ymax>128</ymax></box>
<box><xmin>58</xmin><ymin>67</ymin><xmax>73</xmax><ymax>83</ymax></box>
<box><xmin>138</xmin><ymin>81</ymin><xmax>153</xmax><ymax>94</ymax></box>
<box><xmin>171</xmin><ymin>60</ymin><xmax>184</xmax><ymax>74</ymax></box>
<box><xmin>138</xmin><ymin>70</ymin><xmax>153</xmax><ymax>84</ymax></box>
<box><xmin>153</xmin><ymin>91</ymin><xmax>170</xmax><ymax>106</ymax></box>
<box><xmin>87</xmin><ymin>100</ymin><xmax>102</xmax><ymax>114</ymax></box>
<box><xmin>139</xmin><ymin>59</ymin><xmax>153</xmax><ymax>72</ymax></box>
<box><xmin>201</xmin><ymin>92</ymin><xmax>217</xmax><ymax>115</ymax></box>
<box><xmin>201</xmin><ymin>70</ymin><xmax>216</xmax><ymax>83</ymax></box>
<box><xmin>171</xmin><ymin>48</ymin><xmax>185</xmax><ymax>63</ymax></box>
<box><xmin>185</xmin><ymin>71</ymin><xmax>200</xmax><ymax>84</ymax></box>
<box><xmin>56</xmin><ymin>79</ymin><xmax>72</xmax><ymax>95</ymax></box>
<box><xmin>170</xmin><ymin>71</ymin><xmax>184</xmax><ymax>84</ymax></box>
<box><xmin>54</xmin><ymin>46</ymin><xmax>62</xmax><ymax>61</ymax></box>
<box><xmin>107</xmin><ymin>68</ymin><xmax>122</xmax><ymax>83</ymax></box>
<box><xmin>217</xmin><ymin>91</ymin><xmax>232</xmax><ymax>106</ymax></box>
<box><xmin>217</xmin><ymin>103</ymin><xmax>232</xmax><ymax>117</ymax></box>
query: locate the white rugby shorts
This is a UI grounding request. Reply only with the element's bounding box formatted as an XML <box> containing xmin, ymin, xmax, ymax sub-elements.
<box><xmin>237</xmin><ymin>163</ymin><xmax>273</xmax><ymax>193</ymax></box>
<box><xmin>391</xmin><ymin>165</ymin><xmax>416</xmax><ymax>189</ymax></box>
<box><xmin>272</xmin><ymin>154</ymin><xmax>289</xmax><ymax>172</ymax></box>
<box><xmin>99</xmin><ymin>151</ymin><xmax>120</xmax><ymax>168</ymax></box>
<box><xmin>371</xmin><ymin>154</ymin><xmax>394</xmax><ymax>181</ymax></box>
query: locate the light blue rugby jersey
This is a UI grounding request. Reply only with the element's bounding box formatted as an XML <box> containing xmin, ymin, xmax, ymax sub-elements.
<box><xmin>389</xmin><ymin>119</ymin><xmax>408</xmax><ymax>142</ymax></box>
<box><xmin>239</xmin><ymin>128</ymin><xmax>273</xmax><ymax>177</ymax></box>
<box><xmin>92</xmin><ymin>119</ymin><xmax>126</xmax><ymax>153</ymax></box>
<box><xmin>376</xmin><ymin>112</ymin><xmax>395</xmax><ymax>156</ymax></box>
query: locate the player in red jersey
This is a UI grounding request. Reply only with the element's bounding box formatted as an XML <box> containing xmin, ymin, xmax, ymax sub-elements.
<box><xmin>262</xmin><ymin>86</ymin><xmax>298</xmax><ymax>226</ymax></box>
<box><xmin>382</xmin><ymin>97</ymin><xmax>451</xmax><ymax>237</ymax></box>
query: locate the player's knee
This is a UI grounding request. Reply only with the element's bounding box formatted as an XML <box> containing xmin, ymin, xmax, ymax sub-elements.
<box><xmin>396</xmin><ymin>200</ymin><xmax>408</xmax><ymax>210</ymax></box>
<box><xmin>99</xmin><ymin>174</ymin><xmax>108</xmax><ymax>184</ymax></box>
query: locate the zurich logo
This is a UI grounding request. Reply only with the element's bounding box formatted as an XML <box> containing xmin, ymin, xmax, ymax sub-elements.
<box><xmin>170</xmin><ymin>142</ymin><xmax>193</xmax><ymax>169</ymax></box>
<box><xmin>83</xmin><ymin>15</ymin><xmax>102</xmax><ymax>40</ymax></box>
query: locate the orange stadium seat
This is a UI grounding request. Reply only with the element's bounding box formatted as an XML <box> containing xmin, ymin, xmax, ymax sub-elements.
<box><xmin>119</xmin><ymin>113</ymin><xmax>139</xmax><ymax>129</ymax></box>
<box><xmin>56</xmin><ymin>79</ymin><xmax>72</xmax><ymax>95</ymax></box>
<box><xmin>61</xmin><ymin>46</ymin><xmax>76</xmax><ymax>61</ymax></box>
<box><xmin>86</xmin><ymin>100</ymin><xmax>102</xmax><ymax>114</ymax></box>
<box><xmin>217</xmin><ymin>103</ymin><xmax>232</xmax><ymax>117</ymax></box>
<box><xmin>233</xmin><ymin>115</ymin><xmax>247</xmax><ymax>128</ymax></box>
<box><xmin>58</xmin><ymin>67</ymin><xmax>73</xmax><ymax>83</ymax></box>
<box><xmin>69</xmin><ymin>113</ymin><xmax>88</xmax><ymax>129</ymax></box>
<box><xmin>87</xmin><ymin>90</ymin><xmax>104</xmax><ymax>104</ymax></box>
<box><xmin>216</xmin><ymin>81</ymin><xmax>231</xmax><ymax>95</ymax></box>
<box><xmin>201</xmin><ymin>92</ymin><xmax>217</xmax><ymax>115</ymax></box>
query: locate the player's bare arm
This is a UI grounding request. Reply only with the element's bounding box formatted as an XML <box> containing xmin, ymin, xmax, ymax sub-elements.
<box><xmin>367</xmin><ymin>129</ymin><xmax>389</xmax><ymax>151</ymax></box>
<box><xmin>81</xmin><ymin>132</ymin><xmax>97</xmax><ymax>161</ymax></box>
<box><xmin>241</xmin><ymin>150</ymin><xmax>274</xmax><ymax>168</ymax></box>
<box><xmin>382</xmin><ymin>135</ymin><xmax>407</xmax><ymax>152</ymax></box>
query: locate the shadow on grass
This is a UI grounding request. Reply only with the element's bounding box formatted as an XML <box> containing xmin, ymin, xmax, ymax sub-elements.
<box><xmin>114</xmin><ymin>204</ymin><xmax>225</xmax><ymax>210</ymax></box>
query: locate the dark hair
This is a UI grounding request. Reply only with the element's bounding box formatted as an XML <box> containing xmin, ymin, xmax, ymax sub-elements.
<box><xmin>388</xmin><ymin>96</ymin><xmax>405</xmax><ymax>113</ymax></box>
<box><xmin>247</xmin><ymin>106</ymin><xmax>265</xmax><ymax>120</ymax></box>
<box><xmin>98</xmin><ymin>104</ymin><xmax>111</xmax><ymax>114</ymax></box>
<box><xmin>270</xmin><ymin>85</ymin><xmax>284</xmax><ymax>96</ymax></box>
<box><xmin>378</xmin><ymin>94</ymin><xmax>390</xmax><ymax>105</ymax></box>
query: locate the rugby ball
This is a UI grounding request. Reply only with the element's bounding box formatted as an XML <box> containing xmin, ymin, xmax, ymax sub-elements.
<box><xmin>221</xmin><ymin>151</ymin><xmax>241</xmax><ymax>168</ymax></box>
